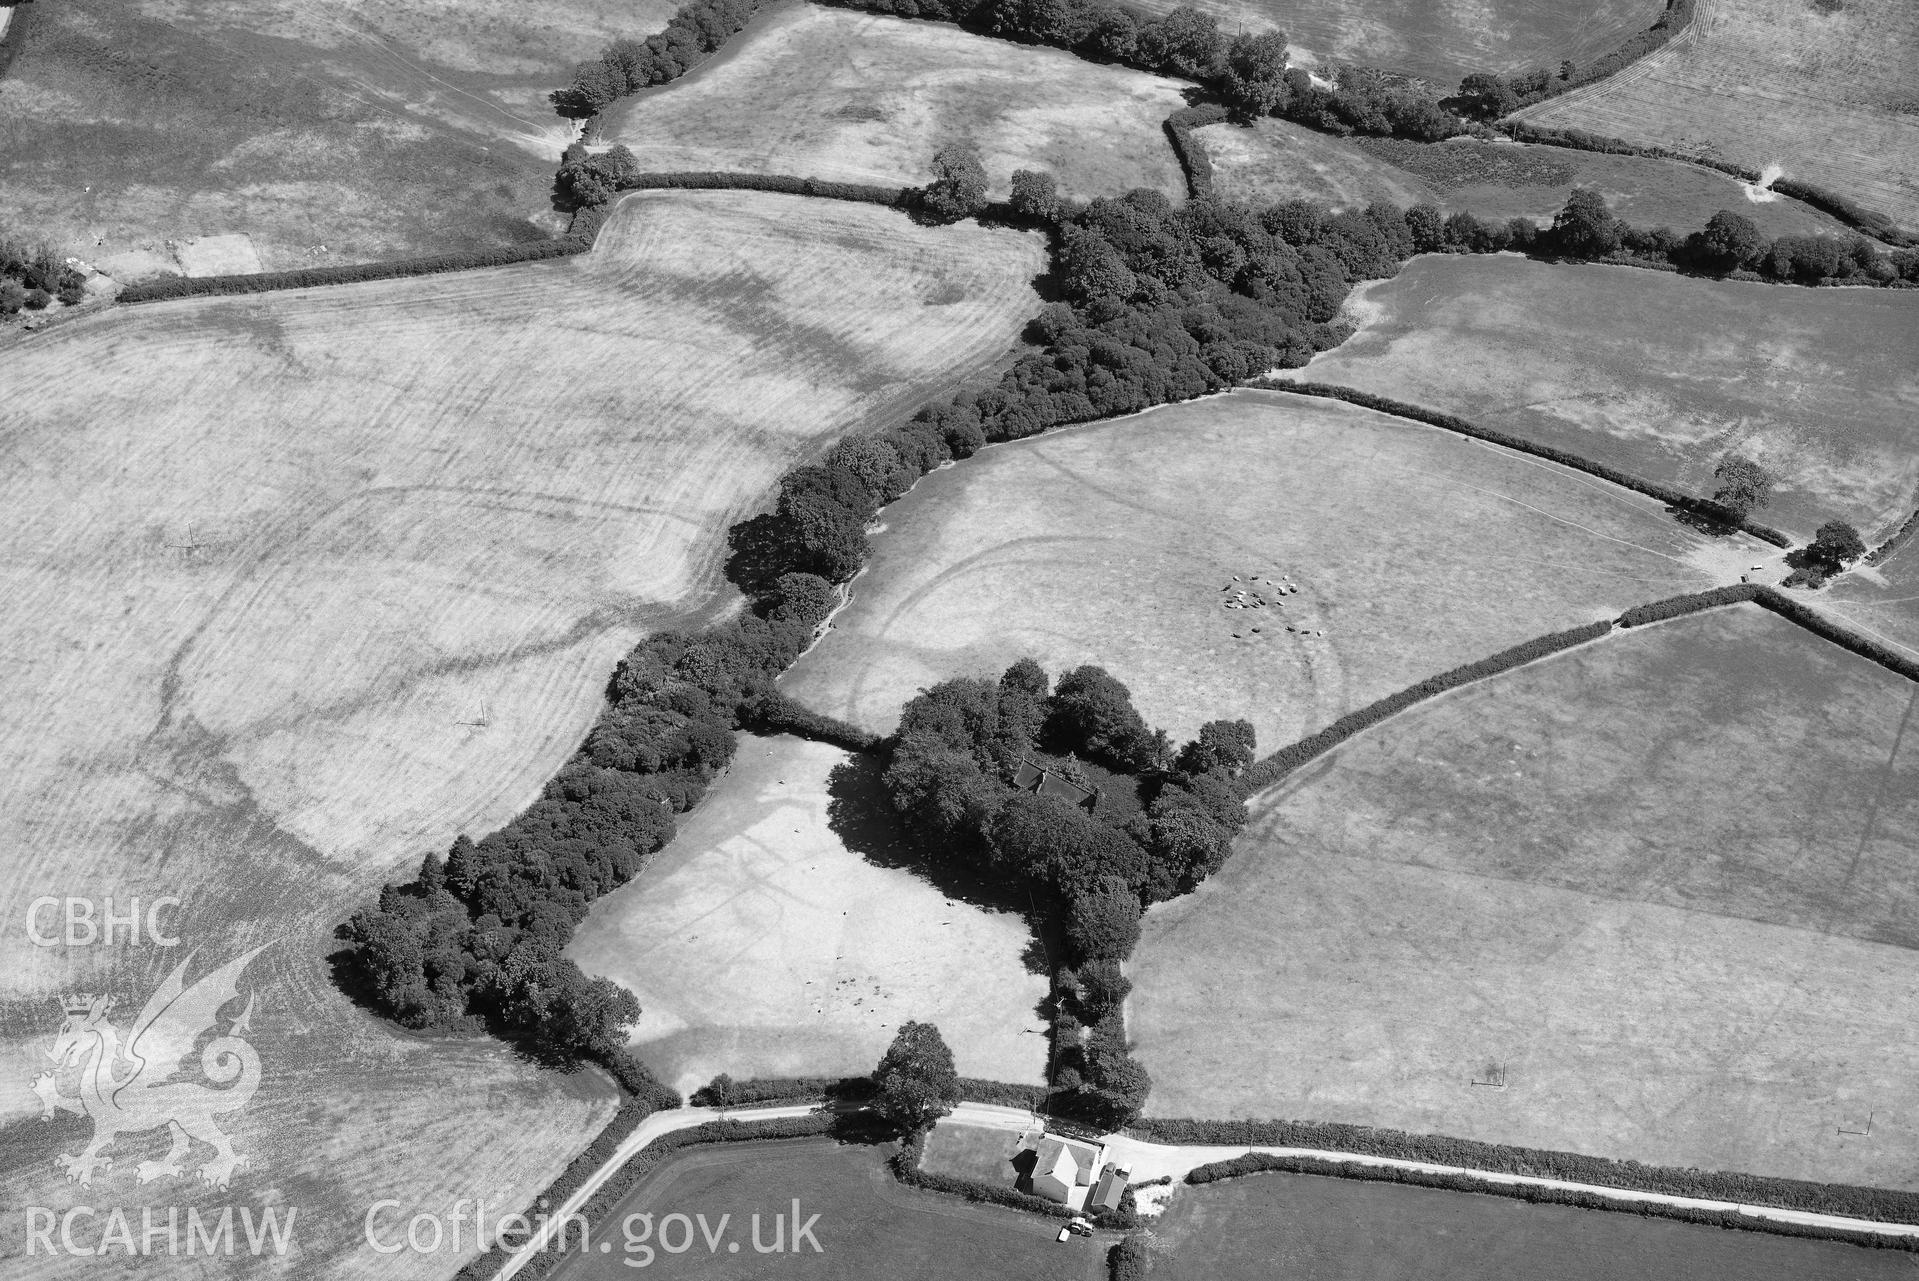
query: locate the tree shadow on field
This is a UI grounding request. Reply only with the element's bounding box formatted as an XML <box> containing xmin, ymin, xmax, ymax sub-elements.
<box><xmin>825</xmin><ymin>757</ymin><xmax>1035</xmax><ymax>924</ymax></box>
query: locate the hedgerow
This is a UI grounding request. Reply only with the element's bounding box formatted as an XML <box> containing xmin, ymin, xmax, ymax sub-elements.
<box><xmin>1754</xmin><ymin>587</ymin><xmax>1919</xmax><ymax>682</ymax></box>
<box><xmin>957</xmin><ymin>1077</ymin><xmax>1054</xmax><ymax>1110</ymax></box>
<box><xmin>1867</xmin><ymin>507</ymin><xmax>1919</xmax><ymax>566</ymax></box>
<box><xmin>741</xmin><ymin>691</ymin><xmax>883</xmax><ymax>752</ymax></box>
<box><xmin>1454</xmin><ymin>0</ymin><xmax>1699</xmax><ymax>118</ymax></box>
<box><xmin>1181</xmin><ymin>1152</ymin><xmax>1919</xmax><ymax>1250</ymax></box>
<box><xmin>688</xmin><ymin>1073</ymin><xmax>878</xmax><ymax>1106</ymax></box>
<box><xmin>1235</xmin><ymin>620</ymin><xmax>1614</xmax><ymax>797</ymax></box>
<box><xmin>1251</xmin><ymin>380</ymin><xmax>1796</xmax><ymax>547</ymax></box>
<box><xmin>1497</xmin><ymin>122</ymin><xmax>1915</xmax><ymax>248</ymax></box>
<box><xmin>621</xmin><ymin>171</ymin><xmax>909</xmax><ymax>205</ymax></box>
<box><xmin>1164</xmin><ymin>104</ymin><xmax>1229</xmax><ymax>200</ymax></box>
<box><xmin>552</xmin><ymin>0</ymin><xmax>769</xmax><ymax>117</ymax></box>
<box><xmin>117</xmin><ymin>238</ymin><xmax>590</xmax><ymax>303</ymax></box>
<box><xmin>1615</xmin><ymin>584</ymin><xmax>1759</xmax><ymax>628</ymax></box>
<box><xmin>1144</xmin><ymin>1117</ymin><xmax>1919</xmax><ymax>1223</ymax></box>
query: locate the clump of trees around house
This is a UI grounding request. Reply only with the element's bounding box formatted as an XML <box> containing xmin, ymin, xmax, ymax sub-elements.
<box><xmin>1</xmin><ymin>232</ymin><xmax>85</xmax><ymax>315</ymax></box>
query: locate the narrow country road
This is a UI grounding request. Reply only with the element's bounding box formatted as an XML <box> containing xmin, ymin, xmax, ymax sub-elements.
<box><xmin>493</xmin><ymin>1097</ymin><xmax>1919</xmax><ymax>1278</ymax></box>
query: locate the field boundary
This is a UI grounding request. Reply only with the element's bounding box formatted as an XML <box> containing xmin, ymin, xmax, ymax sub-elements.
<box><xmin>1867</xmin><ymin>507</ymin><xmax>1919</xmax><ymax>566</ymax></box>
<box><xmin>1163</xmin><ymin>104</ymin><xmax>1228</xmax><ymax>201</ymax></box>
<box><xmin>1496</xmin><ymin>120</ymin><xmax>1917</xmax><ymax>248</ymax></box>
<box><xmin>1245</xmin><ymin>379</ymin><xmax>1795</xmax><ymax>547</ymax></box>
<box><xmin>1139</xmin><ymin>1117</ymin><xmax>1919</xmax><ymax>1227</ymax></box>
<box><xmin>1178</xmin><ymin>1151</ymin><xmax>1919</xmax><ymax>1250</ymax></box>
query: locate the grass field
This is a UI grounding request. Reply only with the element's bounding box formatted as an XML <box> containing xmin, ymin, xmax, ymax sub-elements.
<box><xmin>1518</xmin><ymin>0</ymin><xmax>1919</xmax><ymax>233</ymax></box>
<box><xmin>604</xmin><ymin>5</ymin><xmax>1188</xmax><ymax>201</ymax></box>
<box><xmin>1300</xmin><ymin>254</ymin><xmax>1919</xmax><ymax>542</ymax></box>
<box><xmin>1198</xmin><ymin>122</ymin><xmax>1852</xmax><ymax>238</ymax></box>
<box><xmin>1826</xmin><ymin>532</ymin><xmax>1919</xmax><ymax>668</ymax></box>
<box><xmin>1122</xmin><ymin>0</ymin><xmax>1663</xmax><ymax>87</ymax></box>
<box><xmin>0</xmin><ymin>191</ymin><xmax>1043</xmax><ymax>1279</ymax></box>
<box><xmin>0</xmin><ymin>0</ymin><xmax>649</xmax><ymax>273</ymax></box>
<box><xmin>778</xmin><ymin>388</ymin><xmax>1743</xmax><ymax>757</ymax></box>
<box><xmin>921</xmin><ymin>1118</ymin><xmax>1029</xmax><ymax>1186</ymax></box>
<box><xmin>1129</xmin><ymin>604</ymin><xmax>1919</xmax><ymax>1190</ymax></box>
<box><xmin>568</xmin><ymin>736</ymin><xmax>1050</xmax><ymax>1094</ymax></box>
<box><xmin>549</xmin><ymin>1138</ymin><xmax>1102</xmax><ymax>1279</ymax></box>
<box><xmin>1147</xmin><ymin>1169</ymin><xmax>1913</xmax><ymax>1280</ymax></box>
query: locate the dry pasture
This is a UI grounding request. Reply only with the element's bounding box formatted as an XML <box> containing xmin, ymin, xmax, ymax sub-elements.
<box><xmin>0</xmin><ymin>0</ymin><xmax>638</xmax><ymax>273</ymax></box>
<box><xmin>568</xmin><ymin>736</ymin><xmax>1049</xmax><ymax>1095</ymax></box>
<box><xmin>1825</xmin><ymin>533</ymin><xmax>1919</xmax><ymax>668</ymax></box>
<box><xmin>1517</xmin><ymin>0</ymin><xmax>1919</xmax><ymax>233</ymax></box>
<box><xmin>778</xmin><ymin>388</ymin><xmax>1745</xmax><ymax>758</ymax></box>
<box><xmin>1301</xmin><ymin>254</ymin><xmax>1919</xmax><ymax>542</ymax></box>
<box><xmin>0</xmin><ymin>189</ymin><xmax>1043</xmax><ymax>1279</ymax></box>
<box><xmin>1121</xmin><ymin>0</ymin><xmax>1662</xmax><ymax>86</ymax></box>
<box><xmin>1130</xmin><ymin>605</ymin><xmax>1919</xmax><ymax>1190</ymax></box>
<box><xmin>1199</xmin><ymin>122</ymin><xmax>1853</xmax><ymax>238</ymax></box>
<box><xmin>605</xmin><ymin>5</ymin><xmax>1189</xmax><ymax>201</ymax></box>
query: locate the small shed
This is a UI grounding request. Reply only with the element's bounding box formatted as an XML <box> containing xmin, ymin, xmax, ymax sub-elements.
<box><xmin>1090</xmin><ymin>1162</ymin><xmax>1131</xmax><ymax>1212</ymax></box>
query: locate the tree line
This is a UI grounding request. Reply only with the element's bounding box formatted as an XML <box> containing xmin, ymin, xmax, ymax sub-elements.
<box><xmin>880</xmin><ymin>657</ymin><xmax>1257</xmax><ymax>1126</ymax></box>
<box><xmin>551</xmin><ymin>0</ymin><xmax>768</xmax><ymax>117</ymax></box>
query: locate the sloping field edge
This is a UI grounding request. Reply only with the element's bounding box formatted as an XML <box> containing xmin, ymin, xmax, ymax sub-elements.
<box><xmin>1867</xmin><ymin>507</ymin><xmax>1919</xmax><ymax>566</ymax></box>
<box><xmin>1248</xmin><ymin>379</ymin><xmax>1795</xmax><ymax>546</ymax></box>
<box><xmin>1180</xmin><ymin>1152</ymin><xmax>1919</xmax><ymax>1251</ymax></box>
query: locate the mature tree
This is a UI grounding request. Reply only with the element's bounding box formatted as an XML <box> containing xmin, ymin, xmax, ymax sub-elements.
<box><xmin>1065</xmin><ymin>880</ymin><xmax>1144</xmax><ymax>960</ymax></box>
<box><xmin>1137</xmin><ymin>6</ymin><xmax>1224</xmax><ymax>79</ymax></box>
<box><xmin>1046</xmin><ymin>664</ymin><xmax>1156</xmax><ymax>771</ymax></box>
<box><xmin>1710</xmin><ymin>454</ymin><xmax>1777</xmax><ymax>520</ymax></box>
<box><xmin>1174</xmin><ymin>719</ymin><xmax>1257</xmax><ymax>777</ymax></box>
<box><xmin>769</xmin><ymin>572</ymin><xmax>838</xmax><ymax>629</ymax></box>
<box><xmin>1456</xmin><ymin>71</ymin><xmax>1520</xmax><ymax>119</ymax></box>
<box><xmin>1805</xmin><ymin>520</ymin><xmax>1867</xmax><ymax>572</ymax></box>
<box><xmin>1689</xmin><ymin>209</ymin><xmax>1767</xmax><ymax>273</ymax></box>
<box><xmin>1009</xmin><ymin>169</ymin><xmax>1065</xmax><ymax>225</ymax></box>
<box><xmin>1403</xmin><ymin>203</ymin><xmax>1447</xmax><ymax>253</ymax></box>
<box><xmin>1550</xmin><ymin>188</ymin><xmax>1621</xmax><ymax>259</ymax></box>
<box><xmin>920</xmin><ymin>144</ymin><xmax>990</xmax><ymax>224</ymax></box>
<box><xmin>1057</xmin><ymin>224</ymin><xmax>1138</xmax><ymax>303</ymax></box>
<box><xmin>873</xmin><ymin>1020</ymin><xmax>960</xmax><ymax>1132</ymax></box>
<box><xmin>1220</xmin><ymin>32</ymin><xmax>1291</xmax><ymax>119</ymax></box>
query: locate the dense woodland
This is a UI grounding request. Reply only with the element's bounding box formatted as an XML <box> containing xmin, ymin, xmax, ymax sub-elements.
<box><xmin>881</xmin><ymin>658</ymin><xmax>1255</xmax><ymax>1124</ymax></box>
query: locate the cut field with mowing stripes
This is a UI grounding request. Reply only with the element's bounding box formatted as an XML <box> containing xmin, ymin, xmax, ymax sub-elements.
<box><xmin>1517</xmin><ymin>0</ymin><xmax>1919</xmax><ymax>233</ymax></box>
<box><xmin>777</xmin><ymin>388</ymin><xmax>1743</xmax><ymax>758</ymax></box>
<box><xmin>1197</xmin><ymin>123</ymin><xmax>1852</xmax><ymax>238</ymax></box>
<box><xmin>0</xmin><ymin>189</ymin><xmax>1044</xmax><ymax>1280</ymax></box>
<box><xmin>1130</xmin><ymin>604</ymin><xmax>1919</xmax><ymax>1191</ymax></box>
<box><xmin>1300</xmin><ymin>254</ymin><xmax>1919</xmax><ymax>543</ymax></box>
<box><xmin>604</xmin><ymin>5</ymin><xmax>1188</xmax><ymax>201</ymax></box>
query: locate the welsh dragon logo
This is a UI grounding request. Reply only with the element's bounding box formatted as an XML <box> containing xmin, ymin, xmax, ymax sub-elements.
<box><xmin>32</xmin><ymin>945</ymin><xmax>269</xmax><ymax>1190</ymax></box>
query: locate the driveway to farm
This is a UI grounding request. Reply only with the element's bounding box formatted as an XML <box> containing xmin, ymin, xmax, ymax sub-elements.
<box><xmin>495</xmin><ymin>1097</ymin><xmax>1919</xmax><ymax>1278</ymax></box>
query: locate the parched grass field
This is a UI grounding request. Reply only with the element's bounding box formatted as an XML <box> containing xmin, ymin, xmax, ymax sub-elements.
<box><xmin>1198</xmin><ymin>122</ymin><xmax>1851</xmax><ymax>238</ymax></box>
<box><xmin>0</xmin><ymin>190</ymin><xmax>1043</xmax><ymax>1279</ymax></box>
<box><xmin>778</xmin><ymin>388</ymin><xmax>1743</xmax><ymax>757</ymax></box>
<box><xmin>568</xmin><ymin>736</ymin><xmax>1049</xmax><ymax>1094</ymax></box>
<box><xmin>605</xmin><ymin>5</ymin><xmax>1189</xmax><ymax>201</ymax></box>
<box><xmin>1130</xmin><ymin>605</ymin><xmax>1919</xmax><ymax>1190</ymax></box>
<box><xmin>1301</xmin><ymin>254</ymin><xmax>1919</xmax><ymax>542</ymax></box>
<box><xmin>1517</xmin><ymin>0</ymin><xmax>1919</xmax><ymax>233</ymax></box>
<box><xmin>1147</xmin><ymin>1169</ymin><xmax>1913</xmax><ymax>1280</ymax></box>
<box><xmin>549</xmin><ymin>1138</ymin><xmax>1101</xmax><ymax>1279</ymax></box>
<box><xmin>0</xmin><ymin>0</ymin><xmax>643</xmax><ymax>273</ymax></box>
<box><xmin>1122</xmin><ymin>0</ymin><xmax>1663</xmax><ymax>86</ymax></box>
<box><xmin>1826</xmin><ymin>535</ymin><xmax>1919</xmax><ymax>668</ymax></box>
